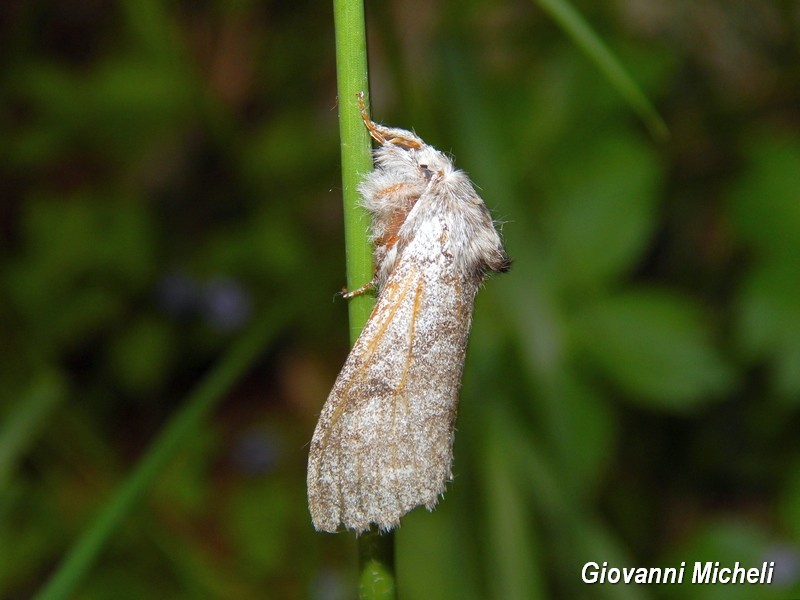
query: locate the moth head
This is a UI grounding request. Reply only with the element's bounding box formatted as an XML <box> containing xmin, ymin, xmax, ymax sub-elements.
<box><xmin>414</xmin><ymin>147</ymin><xmax>451</xmax><ymax>182</ymax></box>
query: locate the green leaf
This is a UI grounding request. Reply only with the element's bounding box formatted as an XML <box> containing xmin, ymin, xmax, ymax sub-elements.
<box><xmin>546</xmin><ymin>133</ymin><xmax>661</xmax><ymax>292</ymax></box>
<box><xmin>735</xmin><ymin>258</ymin><xmax>800</xmax><ymax>399</ymax></box>
<box><xmin>730</xmin><ymin>135</ymin><xmax>800</xmax><ymax>398</ymax></box>
<box><xmin>729</xmin><ymin>135</ymin><xmax>800</xmax><ymax>259</ymax></box>
<box><xmin>571</xmin><ymin>289</ymin><xmax>734</xmax><ymax>410</ymax></box>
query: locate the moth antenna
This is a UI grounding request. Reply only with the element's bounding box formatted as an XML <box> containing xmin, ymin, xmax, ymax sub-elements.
<box><xmin>357</xmin><ymin>92</ymin><xmax>386</xmax><ymax>145</ymax></box>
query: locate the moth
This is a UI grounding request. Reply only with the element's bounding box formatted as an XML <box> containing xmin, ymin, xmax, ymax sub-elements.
<box><xmin>307</xmin><ymin>94</ymin><xmax>510</xmax><ymax>533</ymax></box>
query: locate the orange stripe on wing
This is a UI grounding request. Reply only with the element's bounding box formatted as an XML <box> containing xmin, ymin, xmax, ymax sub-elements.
<box><xmin>394</xmin><ymin>277</ymin><xmax>424</xmax><ymax>415</ymax></box>
<box><xmin>318</xmin><ymin>269</ymin><xmax>418</xmax><ymax>449</ymax></box>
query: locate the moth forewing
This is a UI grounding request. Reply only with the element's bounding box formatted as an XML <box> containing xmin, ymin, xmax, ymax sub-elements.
<box><xmin>308</xmin><ymin>223</ymin><xmax>477</xmax><ymax>533</ymax></box>
<box><xmin>307</xmin><ymin>103</ymin><xmax>509</xmax><ymax>533</ymax></box>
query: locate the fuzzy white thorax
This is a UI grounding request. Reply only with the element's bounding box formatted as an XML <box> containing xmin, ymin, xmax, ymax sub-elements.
<box><xmin>359</xmin><ymin>137</ymin><xmax>508</xmax><ymax>288</ymax></box>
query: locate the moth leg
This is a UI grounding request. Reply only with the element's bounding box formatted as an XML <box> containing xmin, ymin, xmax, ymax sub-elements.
<box><xmin>341</xmin><ymin>277</ymin><xmax>377</xmax><ymax>299</ymax></box>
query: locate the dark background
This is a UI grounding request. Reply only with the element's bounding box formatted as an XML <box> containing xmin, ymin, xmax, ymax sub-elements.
<box><xmin>2</xmin><ymin>1</ymin><xmax>800</xmax><ymax>598</ymax></box>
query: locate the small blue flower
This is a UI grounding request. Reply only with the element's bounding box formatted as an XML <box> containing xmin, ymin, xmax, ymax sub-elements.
<box><xmin>762</xmin><ymin>543</ymin><xmax>800</xmax><ymax>587</ymax></box>
<box><xmin>202</xmin><ymin>277</ymin><xmax>253</xmax><ymax>332</ymax></box>
<box><xmin>232</xmin><ymin>430</ymin><xmax>280</xmax><ymax>475</ymax></box>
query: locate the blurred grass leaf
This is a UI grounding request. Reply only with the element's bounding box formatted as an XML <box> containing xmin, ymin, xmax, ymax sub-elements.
<box><xmin>33</xmin><ymin>305</ymin><xmax>294</xmax><ymax>600</ymax></box>
<box><xmin>503</xmin><ymin>410</ymin><xmax>650</xmax><ymax>600</ymax></box>
<box><xmin>480</xmin><ymin>409</ymin><xmax>546</xmax><ymax>600</ymax></box>
<box><xmin>535</xmin><ymin>0</ymin><xmax>669</xmax><ymax>140</ymax></box>
<box><xmin>555</xmin><ymin>375</ymin><xmax>617</xmax><ymax>496</ymax></box>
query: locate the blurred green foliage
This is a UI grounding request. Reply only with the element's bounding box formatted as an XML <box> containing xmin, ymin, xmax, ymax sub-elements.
<box><xmin>1</xmin><ymin>0</ymin><xmax>800</xmax><ymax>599</ymax></box>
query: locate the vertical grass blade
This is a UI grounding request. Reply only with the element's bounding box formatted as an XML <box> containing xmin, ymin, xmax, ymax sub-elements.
<box><xmin>333</xmin><ymin>0</ymin><xmax>377</xmax><ymax>346</ymax></box>
<box><xmin>331</xmin><ymin>0</ymin><xmax>396</xmax><ymax>597</ymax></box>
<box><xmin>33</xmin><ymin>305</ymin><xmax>293</xmax><ymax>600</ymax></box>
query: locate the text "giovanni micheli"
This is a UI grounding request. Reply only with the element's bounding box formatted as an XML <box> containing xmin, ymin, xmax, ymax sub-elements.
<box><xmin>582</xmin><ymin>561</ymin><xmax>775</xmax><ymax>585</ymax></box>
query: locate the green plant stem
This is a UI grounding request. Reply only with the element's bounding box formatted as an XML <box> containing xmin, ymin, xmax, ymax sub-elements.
<box><xmin>33</xmin><ymin>305</ymin><xmax>292</xmax><ymax>600</ymax></box>
<box><xmin>332</xmin><ymin>0</ymin><xmax>396</xmax><ymax>598</ymax></box>
<box><xmin>359</xmin><ymin>527</ymin><xmax>397</xmax><ymax>598</ymax></box>
<box><xmin>333</xmin><ymin>0</ymin><xmax>376</xmax><ymax>346</ymax></box>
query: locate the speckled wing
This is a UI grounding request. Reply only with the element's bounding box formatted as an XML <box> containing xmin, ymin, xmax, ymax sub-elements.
<box><xmin>307</xmin><ymin>215</ymin><xmax>479</xmax><ymax>533</ymax></box>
